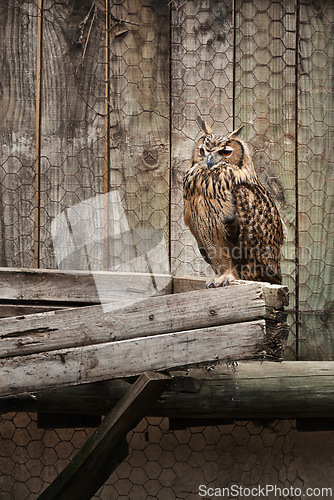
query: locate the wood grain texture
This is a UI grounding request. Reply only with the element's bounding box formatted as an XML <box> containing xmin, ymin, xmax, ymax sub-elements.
<box><xmin>0</xmin><ymin>319</ymin><xmax>267</xmax><ymax>397</ymax></box>
<box><xmin>0</xmin><ymin>267</ymin><xmax>172</xmax><ymax>304</ymax></box>
<box><xmin>170</xmin><ymin>0</ymin><xmax>233</xmax><ymax>277</ymax></box>
<box><xmin>2</xmin><ymin>362</ymin><xmax>334</xmax><ymax>419</ymax></box>
<box><xmin>0</xmin><ymin>283</ymin><xmax>272</xmax><ymax>358</ymax></box>
<box><xmin>298</xmin><ymin>0</ymin><xmax>334</xmax><ymax>360</ymax></box>
<box><xmin>234</xmin><ymin>0</ymin><xmax>297</xmax><ymax>359</ymax></box>
<box><xmin>39</xmin><ymin>0</ymin><xmax>106</xmax><ymax>270</ymax></box>
<box><xmin>107</xmin><ymin>0</ymin><xmax>170</xmax><ymax>274</ymax></box>
<box><xmin>0</xmin><ymin>0</ymin><xmax>38</xmax><ymax>267</ymax></box>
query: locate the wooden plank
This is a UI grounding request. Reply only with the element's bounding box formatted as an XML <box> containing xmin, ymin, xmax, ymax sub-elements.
<box><xmin>0</xmin><ymin>283</ymin><xmax>281</xmax><ymax>358</ymax></box>
<box><xmin>0</xmin><ymin>0</ymin><xmax>38</xmax><ymax>267</ymax></box>
<box><xmin>3</xmin><ymin>362</ymin><xmax>334</xmax><ymax>419</ymax></box>
<box><xmin>298</xmin><ymin>0</ymin><xmax>334</xmax><ymax>360</ymax></box>
<box><xmin>0</xmin><ymin>304</ymin><xmax>66</xmax><ymax>319</ymax></box>
<box><xmin>173</xmin><ymin>276</ymin><xmax>289</xmax><ymax>309</ymax></box>
<box><xmin>0</xmin><ymin>267</ymin><xmax>172</xmax><ymax>304</ymax></box>
<box><xmin>37</xmin><ymin>372</ymin><xmax>170</xmax><ymax>500</ymax></box>
<box><xmin>107</xmin><ymin>0</ymin><xmax>170</xmax><ymax>274</ymax></box>
<box><xmin>38</xmin><ymin>1</ymin><xmax>106</xmax><ymax>270</ymax></box>
<box><xmin>234</xmin><ymin>0</ymin><xmax>297</xmax><ymax>359</ymax></box>
<box><xmin>170</xmin><ymin>0</ymin><xmax>233</xmax><ymax>277</ymax></box>
<box><xmin>0</xmin><ymin>268</ymin><xmax>286</xmax><ymax>309</ymax></box>
<box><xmin>0</xmin><ymin>319</ymin><xmax>267</xmax><ymax>397</ymax></box>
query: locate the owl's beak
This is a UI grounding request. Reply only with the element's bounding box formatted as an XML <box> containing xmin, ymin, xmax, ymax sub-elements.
<box><xmin>207</xmin><ymin>154</ymin><xmax>214</xmax><ymax>169</ymax></box>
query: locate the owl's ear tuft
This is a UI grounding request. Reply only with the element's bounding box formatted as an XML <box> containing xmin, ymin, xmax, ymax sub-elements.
<box><xmin>228</xmin><ymin>125</ymin><xmax>244</xmax><ymax>138</ymax></box>
<box><xmin>197</xmin><ymin>116</ymin><xmax>212</xmax><ymax>135</ymax></box>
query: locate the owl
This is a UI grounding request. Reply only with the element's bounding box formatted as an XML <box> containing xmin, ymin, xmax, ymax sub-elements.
<box><xmin>183</xmin><ymin>117</ymin><xmax>285</xmax><ymax>286</ymax></box>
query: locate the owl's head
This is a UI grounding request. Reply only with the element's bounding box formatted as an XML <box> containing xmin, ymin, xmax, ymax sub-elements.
<box><xmin>191</xmin><ymin>117</ymin><xmax>257</xmax><ymax>180</ymax></box>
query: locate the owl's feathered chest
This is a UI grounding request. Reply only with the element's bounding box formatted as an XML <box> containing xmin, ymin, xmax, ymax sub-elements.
<box><xmin>183</xmin><ymin>162</ymin><xmax>255</xmax><ymax>202</ymax></box>
<box><xmin>183</xmin><ymin>165</ymin><xmax>238</xmax><ymax>235</ymax></box>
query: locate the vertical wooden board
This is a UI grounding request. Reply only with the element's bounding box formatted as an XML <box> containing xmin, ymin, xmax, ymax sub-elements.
<box><xmin>298</xmin><ymin>0</ymin><xmax>334</xmax><ymax>360</ymax></box>
<box><xmin>234</xmin><ymin>0</ymin><xmax>297</xmax><ymax>359</ymax></box>
<box><xmin>39</xmin><ymin>1</ymin><xmax>106</xmax><ymax>270</ymax></box>
<box><xmin>0</xmin><ymin>1</ymin><xmax>37</xmax><ymax>268</ymax></box>
<box><xmin>107</xmin><ymin>0</ymin><xmax>170</xmax><ymax>276</ymax></box>
<box><xmin>170</xmin><ymin>0</ymin><xmax>233</xmax><ymax>277</ymax></box>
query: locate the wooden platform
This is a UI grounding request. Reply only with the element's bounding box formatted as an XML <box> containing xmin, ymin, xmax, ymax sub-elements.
<box><xmin>0</xmin><ymin>268</ymin><xmax>289</xmax><ymax>398</ymax></box>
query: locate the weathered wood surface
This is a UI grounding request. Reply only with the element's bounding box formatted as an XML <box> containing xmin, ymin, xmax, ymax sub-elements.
<box><xmin>38</xmin><ymin>1</ymin><xmax>107</xmax><ymax>270</ymax></box>
<box><xmin>234</xmin><ymin>0</ymin><xmax>297</xmax><ymax>359</ymax></box>
<box><xmin>0</xmin><ymin>267</ymin><xmax>287</xmax><ymax>307</ymax></box>
<box><xmin>0</xmin><ymin>1</ymin><xmax>38</xmax><ymax>268</ymax></box>
<box><xmin>0</xmin><ymin>319</ymin><xmax>267</xmax><ymax>397</ymax></box>
<box><xmin>37</xmin><ymin>372</ymin><xmax>170</xmax><ymax>500</ymax></box>
<box><xmin>2</xmin><ymin>362</ymin><xmax>334</xmax><ymax>419</ymax></box>
<box><xmin>170</xmin><ymin>0</ymin><xmax>233</xmax><ymax>278</ymax></box>
<box><xmin>0</xmin><ymin>282</ymin><xmax>286</xmax><ymax>358</ymax></box>
<box><xmin>297</xmin><ymin>0</ymin><xmax>334</xmax><ymax>360</ymax></box>
<box><xmin>0</xmin><ymin>267</ymin><xmax>172</xmax><ymax>305</ymax></box>
<box><xmin>108</xmin><ymin>0</ymin><xmax>170</xmax><ymax>272</ymax></box>
<box><xmin>0</xmin><ymin>304</ymin><xmax>67</xmax><ymax>319</ymax></box>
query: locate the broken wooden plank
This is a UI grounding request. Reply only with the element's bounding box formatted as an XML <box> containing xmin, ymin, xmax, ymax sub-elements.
<box><xmin>38</xmin><ymin>372</ymin><xmax>170</xmax><ymax>500</ymax></box>
<box><xmin>2</xmin><ymin>362</ymin><xmax>334</xmax><ymax>419</ymax></box>
<box><xmin>0</xmin><ymin>320</ymin><xmax>267</xmax><ymax>397</ymax></box>
<box><xmin>0</xmin><ymin>267</ymin><xmax>172</xmax><ymax>304</ymax></box>
<box><xmin>0</xmin><ymin>282</ymin><xmax>284</xmax><ymax>358</ymax></box>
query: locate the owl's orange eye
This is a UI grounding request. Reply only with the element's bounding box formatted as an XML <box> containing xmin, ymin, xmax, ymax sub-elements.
<box><xmin>219</xmin><ymin>146</ymin><xmax>233</xmax><ymax>157</ymax></box>
<box><xmin>199</xmin><ymin>146</ymin><xmax>206</xmax><ymax>156</ymax></box>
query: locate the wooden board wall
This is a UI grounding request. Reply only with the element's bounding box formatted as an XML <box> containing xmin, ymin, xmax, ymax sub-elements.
<box><xmin>234</xmin><ymin>0</ymin><xmax>297</xmax><ymax>359</ymax></box>
<box><xmin>0</xmin><ymin>0</ymin><xmax>333</xmax><ymax>361</ymax></box>
<box><xmin>170</xmin><ymin>0</ymin><xmax>233</xmax><ymax>277</ymax></box>
<box><xmin>107</xmin><ymin>0</ymin><xmax>170</xmax><ymax>275</ymax></box>
<box><xmin>0</xmin><ymin>0</ymin><xmax>38</xmax><ymax>268</ymax></box>
<box><xmin>298</xmin><ymin>0</ymin><xmax>334</xmax><ymax>360</ymax></box>
<box><xmin>39</xmin><ymin>0</ymin><xmax>107</xmax><ymax>270</ymax></box>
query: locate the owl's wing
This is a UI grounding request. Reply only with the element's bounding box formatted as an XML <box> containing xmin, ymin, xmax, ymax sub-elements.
<box><xmin>231</xmin><ymin>182</ymin><xmax>285</xmax><ymax>284</ymax></box>
<box><xmin>184</xmin><ymin>197</ymin><xmax>213</xmax><ymax>267</ymax></box>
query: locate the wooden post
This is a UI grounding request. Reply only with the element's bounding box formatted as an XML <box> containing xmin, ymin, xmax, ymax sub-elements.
<box><xmin>37</xmin><ymin>372</ymin><xmax>170</xmax><ymax>500</ymax></box>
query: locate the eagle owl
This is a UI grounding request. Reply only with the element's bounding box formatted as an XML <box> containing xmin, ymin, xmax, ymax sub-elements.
<box><xmin>183</xmin><ymin>118</ymin><xmax>285</xmax><ymax>286</ymax></box>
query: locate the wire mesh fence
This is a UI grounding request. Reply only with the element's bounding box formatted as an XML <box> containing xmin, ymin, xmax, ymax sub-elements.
<box><xmin>0</xmin><ymin>0</ymin><xmax>332</xmax><ymax>358</ymax></box>
<box><xmin>0</xmin><ymin>413</ymin><xmax>306</xmax><ymax>500</ymax></box>
<box><xmin>0</xmin><ymin>0</ymin><xmax>333</xmax><ymax>498</ymax></box>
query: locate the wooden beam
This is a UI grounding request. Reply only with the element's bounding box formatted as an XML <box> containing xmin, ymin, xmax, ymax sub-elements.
<box><xmin>0</xmin><ymin>319</ymin><xmax>268</xmax><ymax>397</ymax></box>
<box><xmin>0</xmin><ymin>267</ymin><xmax>172</xmax><ymax>305</ymax></box>
<box><xmin>0</xmin><ymin>304</ymin><xmax>67</xmax><ymax>319</ymax></box>
<box><xmin>2</xmin><ymin>362</ymin><xmax>334</xmax><ymax>419</ymax></box>
<box><xmin>0</xmin><ymin>282</ymin><xmax>286</xmax><ymax>358</ymax></box>
<box><xmin>37</xmin><ymin>372</ymin><xmax>170</xmax><ymax>500</ymax></box>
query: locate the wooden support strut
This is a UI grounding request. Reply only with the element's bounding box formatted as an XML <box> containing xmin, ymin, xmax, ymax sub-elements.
<box><xmin>37</xmin><ymin>371</ymin><xmax>170</xmax><ymax>500</ymax></box>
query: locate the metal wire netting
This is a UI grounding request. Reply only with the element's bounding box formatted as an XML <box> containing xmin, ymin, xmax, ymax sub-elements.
<box><xmin>0</xmin><ymin>413</ymin><xmax>305</xmax><ymax>500</ymax></box>
<box><xmin>0</xmin><ymin>0</ymin><xmax>332</xmax><ymax>356</ymax></box>
<box><xmin>0</xmin><ymin>0</ymin><xmax>333</xmax><ymax>498</ymax></box>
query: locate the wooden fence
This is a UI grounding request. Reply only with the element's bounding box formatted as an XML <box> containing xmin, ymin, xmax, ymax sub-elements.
<box><xmin>0</xmin><ymin>0</ymin><xmax>333</xmax><ymax>360</ymax></box>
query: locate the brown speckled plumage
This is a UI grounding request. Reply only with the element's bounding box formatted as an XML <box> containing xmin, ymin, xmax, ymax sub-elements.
<box><xmin>183</xmin><ymin>118</ymin><xmax>285</xmax><ymax>286</ymax></box>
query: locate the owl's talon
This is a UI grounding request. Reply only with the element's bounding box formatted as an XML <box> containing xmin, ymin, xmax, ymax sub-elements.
<box><xmin>206</xmin><ymin>280</ymin><xmax>216</xmax><ymax>289</ymax></box>
<box><xmin>223</xmin><ymin>277</ymin><xmax>229</xmax><ymax>287</ymax></box>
